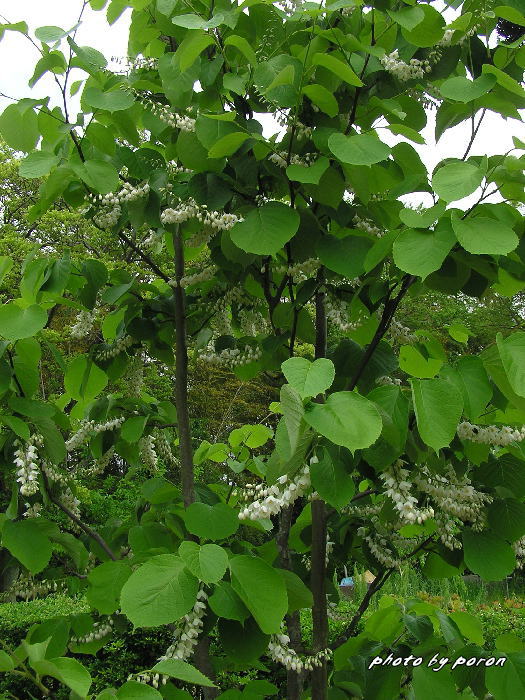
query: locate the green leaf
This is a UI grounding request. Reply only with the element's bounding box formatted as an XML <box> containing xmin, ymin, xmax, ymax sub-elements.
<box><xmin>393</xmin><ymin>221</ymin><xmax>456</xmax><ymax>279</ymax></box>
<box><xmin>309</xmin><ymin>446</ymin><xmax>355</xmax><ymax>509</ymax></box>
<box><xmin>412</xmin><ymin>666</ymin><xmax>457</xmax><ymax>700</ymax></box>
<box><xmin>463</xmin><ymin>529</ymin><xmax>516</xmax><ymax>581</ymax></box>
<box><xmin>317</xmin><ymin>234</ymin><xmax>372</xmax><ymax>278</ymax></box>
<box><xmin>120</xmin><ymin>554</ymin><xmax>198</xmax><ymax>627</ymax></box>
<box><xmin>279</xmin><ymin>569</ymin><xmax>313</xmax><ymax>613</ymax></box>
<box><xmin>171</xmin><ymin>14</ymin><xmax>207</xmax><ymax>28</ymax></box>
<box><xmin>282</xmin><ymin>357</ymin><xmax>334</xmax><ymax>399</ymax></box>
<box><xmin>87</xmin><ymin>561</ymin><xmax>132</xmax><ymax>614</ymax></box>
<box><xmin>83</xmin><ymin>86</ymin><xmax>134</xmax><ymax>112</ymax></box>
<box><xmin>486</xmin><ymin>658</ymin><xmax>525</xmax><ymax>700</ymax></box>
<box><xmin>2</xmin><ymin>519</ymin><xmax>52</xmax><ymax>574</ymax></box>
<box><xmin>399</xmin><ymin>201</ymin><xmax>446</xmax><ymax>228</ymax></box>
<box><xmin>116</xmin><ymin>681</ymin><xmax>162</xmax><ymax>698</ymax></box>
<box><xmin>304</xmin><ymin>391</ymin><xmax>382</xmax><ymax>452</ymax></box>
<box><xmin>280</xmin><ymin>384</ymin><xmax>304</xmax><ymax>455</ymax></box>
<box><xmin>441</xmin><ymin>356</ymin><xmax>492</xmax><ymax>421</ymax></box>
<box><xmin>35</xmin><ymin>25</ymin><xmax>68</xmax><ymax>42</ymax></box>
<box><xmin>184</xmin><ymin>502</ymin><xmax>239</xmax><ymax>540</ymax></box>
<box><xmin>75</xmin><ymin>159</ymin><xmax>119</xmax><ymax>194</ymax></box>
<box><xmin>65</xmin><ymin>355</ymin><xmax>108</xmax><ymax>402</ymax></box>
<box><xmin>302</xmin><ymin>84</ymin><xmax>338</xmax><ymax>117</ymax></box>
<box><xmin>179</xmin><ymin>541</ymin><xmax>228</xmax><ymax>584</ymax></box>
<box><xmin>121</xmin><ymin>416</ymin><xmax>148</xmax><ymax>443</ymax></box>
<box><xmin>0</xmin><ymin>104</ymin><xmax>39</xmax><ymax>152</ymax></box>
<box><xmin>0</xmin><ymin>256</ymin><xmax>13</xmax><ymax>285</ymax></box>
<box><xmin>224</xmin><ymin>35</ymin><xmax>257</xmax><ymax>66</ymax></box>
<box><xmin>312</xmin><ymin>53</ymin><xmax>363</xmax><ymax>86</ymax></box>
<box><xmin>387</xmin><ymin>6</ymin><xmax>424</xmax><ymax>30</ymax></box>
<box><xmin>452</xmin><ymin>215</ymin><xmax>518</xmax><ymax>255</ymax></box>
<box><xmin>440</xmin><ymin>74</ymin><xmax>497</xmax><ymax>102</ymax></box>
<box><xmin>0</xmin><ymin>303</ymin><xmax>47</xmax><ymax>340</ymax></box>
<box><xmin>208</xmin><ymin>581</ymin><xmax>250</xmax><ymax>622</ymax></box>
<box><xmin>151</xmin><ymin>659</ymin><xmax>215</xmax><ymax>687</ymax></box>
<box><xmin>176</xmin><ymin>30</ymin><xmax>215</xmax><ymax>72</ymax></box>
<box><xmin>19</xmin><ymin>151</ymin><xmax>60</xmax><ymax>178</ymax></box>
<box><xmin>410</xmin><ymin>378</ymin><xmax>463</xmax><ymax>452</ymax></box>
<box><xmin>488</xmin><ymin>499</ymin><xmax>525</xmax><ymax>542</ymax></box>
<box><xmin>230</xmin><ymin>202</ymin><xmax>300</xmax><ymax>256</ymax></box>
<box><xmin>32</xmin><ymin>657</ymin><xmax>91</xmax><ymax>696</ymax></box>
<box><xmin>482</xmin><ymin>63</ymin><xmax>525</xmax><ymax>98</ymax></box>
<box><xmin>401</xmin><ymin>4</ymin><xmax>445</xmax><ymax>47</ymax></box>
<box><xmin>208</xmin><ymin>132</ymin><xmax>250</xmax><ymax>158</ymax></box>
<box><xmin>402</xmin><ymin>355</ymin><xmax>446</xmax><ymax>395</ymax></box>
<box><xmin>497</xmin><ymin>331</ymin><xmax>525</xmax><ymax>397</ymax></box>
<box><xmin>328</xmin><ymin>133</ymin><xmax>390</xmax><ymax>166</ymax></box>
<box><xmin>286</xmin><ymin>156</ymin><xmax>329</xmax><ymax>184</ymax></box>
<box><xmin>230</xmin><ymin>555</ymin><xmax>288</xmax><ymax>634</ymax></box>
<box><xmin>387</xmin><ymin>123</ymin><xmax>425</xmax><ymax>144</ymax></box>
<box><xmin>432</xmin><ymin>161</ymin><xmax>483</xmax><ymax>202</ymax></box>
<box><xmin>0</xmin><ymin>651</ymin><xmax>14</xmax><ymax>672</ymax></box>
<box><xmin>449</xmin><ymin>611</ymin><xmax>484</xmax><ymax>645</ymax></box>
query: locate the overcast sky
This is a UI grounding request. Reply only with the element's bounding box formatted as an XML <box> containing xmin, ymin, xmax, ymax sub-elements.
<box><xmin>0</xmin><ymin>0</ymin><xmax>523</xmax><ymax>209</ymax></box>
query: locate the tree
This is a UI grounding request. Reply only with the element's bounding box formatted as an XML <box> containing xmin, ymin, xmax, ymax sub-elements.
<box><xmin>0</xmin><ymin>0</ymin><xmax>525</xmax><ymax>698</ymax></box>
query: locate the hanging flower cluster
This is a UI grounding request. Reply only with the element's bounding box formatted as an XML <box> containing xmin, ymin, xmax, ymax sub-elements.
<box><xmin>79</xmin><ymin>447</ymin><xmax>116</xmax><ymax>478</ymax></box>
<box><xmin>126</xmin><ymin>354</ymin><xmax>144</xmax><ymax>397</ymax></box>
<box><xmin>353</xmin><ymin>215</ymin><xmax>384</xmax><ymax>237</ymax></box>
<box><xmin>89</xmin><ymin>182</ymin><xmax>150</xmax><ymax>208</ymax></box>
<box><xmin>375</xmin><ymin>375</ymin><xmax>402</xmax><ymax>386</ymax></box>
<box><xmin>172</xmin><ymin>265</ymin><xmax>216</xmax><ymax>289</ymax></box>
<box><xmin>389</xmin><ymin>319</ymin><xmax>417</xmax><ymax>345</ymax></box>
<box><xmin>8</xmin><ymin>575</ymin><xmax>66</xmax><ymax>601</ymax></box>
<box><xmin>137</xmin><ymin>95</ymin><xmax>196</xmax><ymax>132</ymax></box>
<box><xmin>66</xmin><ymin>417</ymin><xmax>125</xmax><ymax>452</ymax></box>
<box><xmin>71</xmin><ymin>618</ymin><xmax>114</xmax><ymax>644</ymax></box>
<box><xmin>238</xmin><ymin>307</ymin><xmax>269</xmax><ymax>336</ymax></box>
<box><xmin>153</xmin><ymin>430</ymin><xmax>179</xmax><ymax>469</ymax></box>
<box><xmin>380</xmin><ymin>463</ymin><xmax>434</xmax><ymax>525</ymax></box>
<box><xmin>268</xmin><ymin>151</ymin><xmax>315</xmax><ymax>168</ymax></box>
<box><xmin>14</xmin><ymin>439</ymin><xmax>40</xmax><ymax>497</ymax></box>
<box><xmin>143</xmin><ymin>229</ymin><xmax>164</xmax><ymax>248</ymax></box>
<box><xmin>414</xmin><ymin>466</ymin><xmax>492</xmax><ymax>548</ymax></box>
<box><xmin>93</xmin><ymin>203</ymin><xmax>121</xmax><ymax>229</ymax></box>
<box><xmin>161</xmin><ymin>589</ymin><xmax>208</xmax><ymax>661</ymax></box>
<box><xmin>96</xmin><ymin>335</ymin><xmax>135</xmax><ymax>361</ymax></box>
<box><xmin>325</xmin><ymin>297</ymin><xmax>362</xmax><ymax>333</ymax></box>
<box><xmin>59</xmin><ymin>485</ymin><xmax>82</xmax><ymax>519</ymax></box>
<box><xmin>273</xmin><ymin>258</ymin><xmax>321</xmax><ymax>282</ymax></box>
<box><xmin>238</xmin><ymin>465</ymin><xmax>311</xmax><ymax>520</ymax></box>
<box><xmin>200</xmin><ymin>344</ymin><xmax>262</xmax><ymax>369</ymax></box>
<box><xmin>161</xmin><ymin>198</ymin><xmax>243</xmax><ymax>231</ymax></box>
<box><xmin>514</xmin><ymin>537</ymin><xmax>525</xmax><ymax>568</ymax></box>
<box><xmin>268</xmin><ymin>625</ymin><xmax>332</xmax><ymax>672</ymax></box>
<box><xmin>70</xmin><ymin>309</ymin><xmax>97</xmax><ymax>339</ymax></box>
<box><xmin>457</xmin><ymin>421</ymin><xmax>525</xmax><ymax>446</ymax></box>
<box><xmin>139</xmin><ymin>435</ymin><xmax>158</xmax><ymax>472</ymax></box>
<box><xmin>361</xmin><ymin>530</ymin><xmax>402</xmax><ymax>569</ymax></box>
<box><xmin>23</xmin><ymin>502</ymin><xmax>42</xmax><ymax>518</ymax></box>
<box><xmin>381</xmin><ymin>49</ymin><xmax>428</xmax><ymax>80</ymax></box>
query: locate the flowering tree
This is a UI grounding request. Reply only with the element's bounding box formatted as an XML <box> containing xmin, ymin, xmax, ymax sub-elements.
<box><xmin>0</xmin><ymin>0</ymin><xmax>525</xmax><ymax>698</ymax></box>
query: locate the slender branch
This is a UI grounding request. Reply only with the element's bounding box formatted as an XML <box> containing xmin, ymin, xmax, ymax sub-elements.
<box><xmin>332</xmin><ymin>568</ymin><xmax>395</xmax><ymax>648</ymax></box>
<box><xmin>118</xmin><ymin>231</ymin><xmax>170</xmax><ymax>282</ymax></box>
<box><xmin>310</xmin><ymin>267</ymin><xmax>328</xmax><ymax>699</ymax></box>
<box><xmin>42</xmin><ymin>475</ymin><xmax>117</xmax><ymax>561</ymax></box>
<box><xmin>346</xmin><ymin>275</ymin><xmax>415</xmax><ymax>391</ymax></box>
<box><xmin>462</xmin><ymin>108</ymin><xmax>486</xmax><ymax>160</ymax></box>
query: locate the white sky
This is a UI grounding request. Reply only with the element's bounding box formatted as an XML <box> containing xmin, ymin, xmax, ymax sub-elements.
<box><xmin>0</xmin><ymin>0</ymin><xmax>523</xmax><ymax>210</ymax></box>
